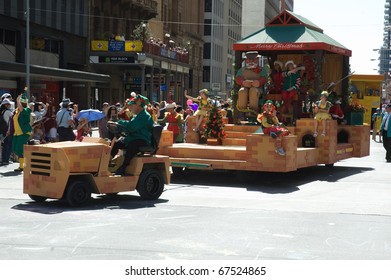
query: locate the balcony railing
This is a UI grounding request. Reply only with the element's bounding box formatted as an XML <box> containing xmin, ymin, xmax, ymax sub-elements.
<box><xmin>144</xmin><ymin>42</ymin><xmax>189</xmax><ymax>64</ymax></box>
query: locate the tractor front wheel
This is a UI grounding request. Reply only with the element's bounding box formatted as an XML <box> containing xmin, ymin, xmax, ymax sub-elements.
<box><xmin>136</xmin><ymin>169</ymin><xmax>164</xmax><ymax>200</ymax></box>
<box><xmin>66</xmin><ymin>180</ymin><xmax>91</xmax><ymax>207</ymax></box>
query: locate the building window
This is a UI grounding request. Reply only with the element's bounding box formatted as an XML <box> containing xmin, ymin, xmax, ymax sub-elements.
<box><xmin>204</xmin><ymin>19</ymin><xmax>211</xmax><ymax>36</ymax></box>
<box><xmin>203</xmin><ymin>43</ymin><xmax>211</xmax><ymax>59</ymax></box>
<box><xmin>203</xmin><ymin>66</ymin><xmax>210</xmax><ymax>82</ymax></box>
<box><xmin>205</xmin><ymin>0</ymin><xmax>212</xmax><ymax>12</ymax></box>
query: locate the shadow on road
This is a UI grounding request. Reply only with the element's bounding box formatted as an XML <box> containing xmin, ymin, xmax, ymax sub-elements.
<box><xmin>12</xmin><ymin>193</ymin><xmax>169</xmax><ymax>214</ymax></box>
<box><xmin>171</xmin><ymin>165</ymin><xmax>374</xmax><ymax>194</ymax></box>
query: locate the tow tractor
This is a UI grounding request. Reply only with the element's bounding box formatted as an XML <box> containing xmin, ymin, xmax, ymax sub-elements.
<box><xmin>23</xmin><ymin>123</ymin><xmax>170</xmax><ymax>206</ymax></box>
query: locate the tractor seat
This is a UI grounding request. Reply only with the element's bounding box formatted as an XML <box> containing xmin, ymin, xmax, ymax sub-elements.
<box><xmin>137</xmin><ymin>124</ymin><xmax>163</xmax><ymax>156</ymax></box>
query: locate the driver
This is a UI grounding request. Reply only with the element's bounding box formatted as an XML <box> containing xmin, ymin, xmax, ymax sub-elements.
<box><xmin>109</xmin><ymin>94</ymin><xmax>153</xmax><ymax>175</ymax></box>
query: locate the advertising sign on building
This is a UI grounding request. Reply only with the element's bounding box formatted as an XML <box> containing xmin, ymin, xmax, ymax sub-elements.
<box><xmin>98</xmin><ymin>56</ymin><xmax>135</xmax><ymax>63</ymax></box>
<box><xmin>212</xmin><ymin>83</ymin><xmax>221</xmax><ymax>91</ymax></box>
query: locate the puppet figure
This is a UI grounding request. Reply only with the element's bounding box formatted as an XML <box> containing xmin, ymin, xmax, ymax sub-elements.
<box><xmin>257</xmin><ymin>100</ymin><xmax>290</xmax><ymax>156</ymax></box>
<box><xmin>235</xmin><ymin>51</ymin><xmax>267</xmax><ymax>111</ymax></box>
<box><xmin>313</xmin><ymin>91</ymin><xmax>332</xmax><ymax>137</ymax></box>
<box><xmin>326</xmin><ymin>83</ymin><xmax>344</xmax><ymax>124</ymax></box>
<box><xmin>184</xmin><ymin>89</ymin><xmax>212</xmax><ymax>132</ymax></box>
<box><xmin>269</xmin><ymin>60</ymin><xmax>284</xmax><ymax>94</ymax></box>
<box><xmin>158</xmin><ymin>102</ymin><xmax>183</xmax><ymax>143</ymax></box>
<box><xmin>281</xmin><ymin>61</ymin><xmax>304</xmax><ymax>114</ymax></box>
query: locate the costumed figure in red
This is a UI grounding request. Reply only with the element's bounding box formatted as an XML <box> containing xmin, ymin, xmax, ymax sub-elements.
<box><xmin>329</xmin><ymin>99</ymin><xmax>344</xmax><ymax>124</ymax></box>
<box><xmin>326</xmin><ymin>82</ymin><xmax>344</xmax><ymax>124</ymax></box>
<box><xmin>235</xmin><ymin>51</ymin><xmax>268</xmax><ymax>112</ymax></box>
<box><xmin>268</xmin><ymin>60</ymin><xmax>284</xmax><ymax>94</ymax></box>
<box><xmin>281</xmin><ymin>60</ymin><xmax>304</xmax><ymax>114</ymax></box>
<box><xmin>158</xmin><ymin>102</ymin><xmax>183</xmax><ymax>143</ymax></box>
<box><xmin>257</xmin><ymin>100</ymin><xmax>290</xmax><ymax>156</ymax></box>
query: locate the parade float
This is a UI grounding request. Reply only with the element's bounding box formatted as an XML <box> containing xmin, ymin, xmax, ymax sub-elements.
<box><xmin>155</xmin><ymin>10</ymin><xmax>370</xmax><ymax>175</ymax></box>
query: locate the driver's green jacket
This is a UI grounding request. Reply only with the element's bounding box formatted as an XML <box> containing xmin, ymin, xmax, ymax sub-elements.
<box><xmin>118</xmin><ymin>109</ymin><xmax>153</xmax><ymax>145</ymax></box>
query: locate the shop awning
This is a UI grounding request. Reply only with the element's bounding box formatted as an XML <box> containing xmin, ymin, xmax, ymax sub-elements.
<box><xmin>0</xmin><ymin>61</ymin><xmax>110</xmax><ymax>83</ymax></box>
<box><xmin>233</xmin><ymin>10</ymin><xmax>352</xmax><ymax>57</ymax></box>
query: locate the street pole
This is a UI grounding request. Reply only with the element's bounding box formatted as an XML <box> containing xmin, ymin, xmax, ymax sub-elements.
<box><xmin>26</xmin><ymin>0</ymin><xmax>30</xmax><ymax>98</ymax></box>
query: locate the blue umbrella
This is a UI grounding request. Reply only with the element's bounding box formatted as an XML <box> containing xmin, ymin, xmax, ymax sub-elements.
<box><xmin>77</xmin><ymin>109</ymin><xmax>105</xmax><ymax>121</ymax></box>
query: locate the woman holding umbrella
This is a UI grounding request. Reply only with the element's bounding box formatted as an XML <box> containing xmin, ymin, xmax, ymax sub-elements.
<box><xmin>75</xmin><ymin>117</ymin><xmax>91</xmax><ymax>141</ymax></box>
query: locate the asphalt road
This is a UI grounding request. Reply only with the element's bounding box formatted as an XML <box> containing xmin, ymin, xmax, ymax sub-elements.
<box><xmin>0</xmin><ymin>139</ymin><xmax>390</xmax><ymax>260</ymax></box>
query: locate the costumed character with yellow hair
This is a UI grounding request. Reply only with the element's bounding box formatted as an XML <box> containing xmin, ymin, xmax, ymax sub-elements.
<box><xmin>257</xmin><ymin>100</ymin><xmax>289</xmax><ymax>156</ymax></box>
<box><xmin>313</xmin><ymin>91</ymin><xmax>332</xmax><ymax>137</ymax></box>
<box><xmin>235</xmin><ymin>51</ymin><xmax>268</xmax><ymax>112</ymax></box>
<box><xmin>184</xmin><ymin>89</ymin><xmax>212</xmax><ymax>132</ymax></box>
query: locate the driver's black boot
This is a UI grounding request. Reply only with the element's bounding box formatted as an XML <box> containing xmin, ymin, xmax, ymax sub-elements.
<box><xmin>115</xmin><ymin>165</ymin><xmax>125</xmax><ymax>176</ymax></box>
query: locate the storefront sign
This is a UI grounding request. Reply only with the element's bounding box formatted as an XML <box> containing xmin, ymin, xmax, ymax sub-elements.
<box><xmin>99</xmin><ymin>56</ymin><xmax>135</xmax><ymax>63</ymax></box>
<box><xmin>109</xmin><ymin>41</ymin><xmax>125</xmax><ymax>51</ymax></box>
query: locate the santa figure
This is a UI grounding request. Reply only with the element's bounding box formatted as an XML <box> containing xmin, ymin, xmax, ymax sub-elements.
<box><xmin>235</xmin><ymin>51</ymin><xmax>267</xmax><ymax>111</ymax></box>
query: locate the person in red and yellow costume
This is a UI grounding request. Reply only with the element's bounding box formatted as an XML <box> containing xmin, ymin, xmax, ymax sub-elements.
<box><xmin>257</xmin><ymin>100</ymin><xmax>290</xmax><ymax>156</ymax></box>
<box><xmin>158</xmin><ymin>102</ymin><xmax>183</xmax><ymax>143</ymax></box>
<box><xmin>235</xmin><ymin>51</ymin><xmax>268</xmax><ymax>111</ymax></box>
<box><xmin>12</xmin><ymin>90</ymin><xmax>32</xmax><ymax>172</ymax></box>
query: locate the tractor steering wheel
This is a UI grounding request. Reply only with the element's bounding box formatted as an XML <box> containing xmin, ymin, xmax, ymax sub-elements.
<box><xmin>107</xmin><ymin>121</ymin><xmax>131</xmax><ymax>137</ymax></box>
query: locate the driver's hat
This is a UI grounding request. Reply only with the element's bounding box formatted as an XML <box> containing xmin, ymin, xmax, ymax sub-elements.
<box><xmin>127</xmin><ymin>94</ymin><xmax>149</xmax><ymax>107</ymax></box>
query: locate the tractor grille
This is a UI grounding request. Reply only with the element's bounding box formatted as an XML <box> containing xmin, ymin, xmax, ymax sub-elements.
<box><xmin>30</xmin><ymin>152</ymin><xmax>52</xmax><ymax>176</ymax></box>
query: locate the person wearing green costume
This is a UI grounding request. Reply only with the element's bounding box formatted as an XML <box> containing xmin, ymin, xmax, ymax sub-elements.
<box><xmin>12</xmin><ymin>90</ymin><xmax>32</xmax><ymax>172</ymax></box>
<box><xmin>109</xmin><ymin>94</ymin><xmax>153</xmax><ymax>175</ymax></box>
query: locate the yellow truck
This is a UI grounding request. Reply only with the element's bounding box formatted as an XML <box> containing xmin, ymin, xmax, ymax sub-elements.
<box><xmin>23</xmin><ymin>126</ymin><xmax>170</xmax><ymax>207</ymax></box>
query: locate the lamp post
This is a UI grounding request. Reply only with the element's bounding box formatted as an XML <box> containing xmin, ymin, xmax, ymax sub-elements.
<box><xmin>25</xmin><ymin>0</ymin><xmax>30</xmax><ymax>98</ymax></box>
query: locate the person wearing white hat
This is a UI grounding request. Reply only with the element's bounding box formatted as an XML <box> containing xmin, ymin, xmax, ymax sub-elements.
<box><xmin>158</xmin><ymin>102</ymin><xmax>183</xmax><ymax>143</ymax></box>
<box><xmin>1</xmin><ymin>93</ymin><xmax>15</xmax><ymax>111</ymax></box>
<box><xmin>56</xmin><ymin>98</ymin><xmax>76</xmax><ymax>141</ymax></box>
